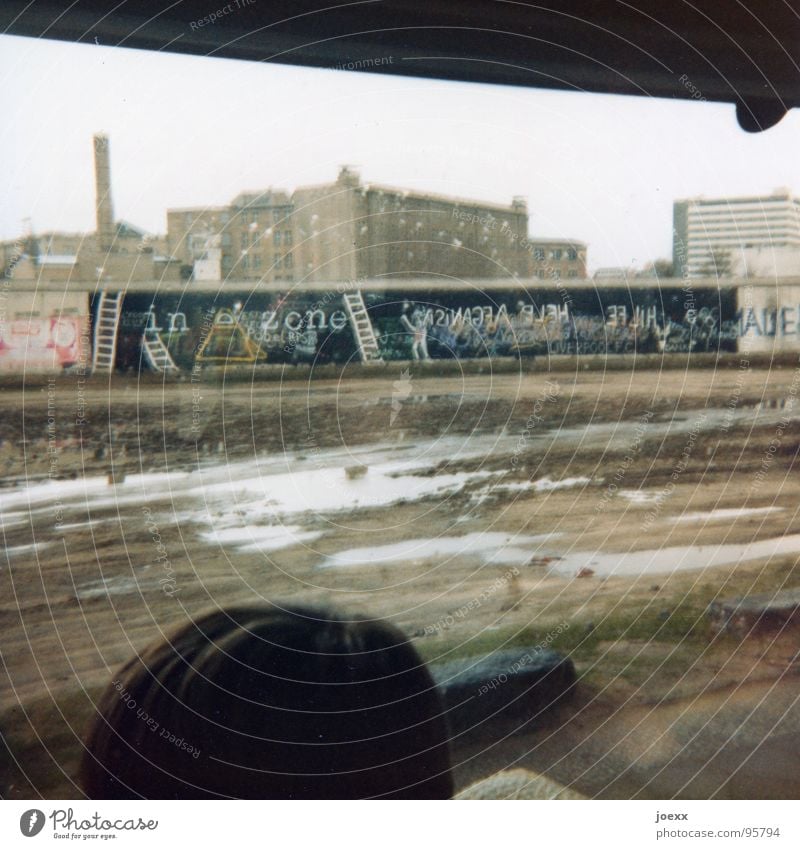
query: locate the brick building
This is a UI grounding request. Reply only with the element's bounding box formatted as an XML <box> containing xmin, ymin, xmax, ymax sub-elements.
<box><xmin>166</xmin><ymin>166</ymin><xmax>534</xmax><ymax>284</ymax></box>
<box><xmin>166</xmin><ymin>190</ymin><xmax>294</xmax><ymax>282</ymax></box>
<box><xmin>291</xmin><ymin>167</ymin><xmax>530</xmax><ymax>282</ymax></box>
<box><xmin>526</xmin><ymin>238</ymin><xmax>588</xmax><ymax>280</ymax></box>
<box><xmin>4</xmin><ymin>142</ymin><xmax>586</xmax><ymax>288</ymax></box>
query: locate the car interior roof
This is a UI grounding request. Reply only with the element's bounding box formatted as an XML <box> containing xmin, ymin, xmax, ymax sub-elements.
<box><xmin>2</xmin><ymin>1</ymin><xmax>798</xmax><ymax>132</ymax></box>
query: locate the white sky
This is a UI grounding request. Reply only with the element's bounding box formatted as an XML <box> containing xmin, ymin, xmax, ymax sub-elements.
<box><xmin>1</xmin><ymin>33</ymin><xmax>798</xmax><ymax>272</ymax></box>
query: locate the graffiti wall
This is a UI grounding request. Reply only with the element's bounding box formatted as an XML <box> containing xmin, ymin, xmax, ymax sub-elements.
<box><xmin>103</xmin><ymin>285</ymin><xmax>744</xmax><ymax>370</ymax></box>
<box><xmin>0</xmin><ymin>316</ymin><xmax>88</xmax><ymax>372</ymax></box>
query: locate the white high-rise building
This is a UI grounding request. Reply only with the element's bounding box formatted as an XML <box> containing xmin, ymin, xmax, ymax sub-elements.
<box><xmin>673</xmin><ymin>189</ymin><xmax>800</xmax><ymax>278</ymax></box>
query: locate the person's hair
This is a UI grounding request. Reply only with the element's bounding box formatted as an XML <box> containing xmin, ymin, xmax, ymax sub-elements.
<box><xmin>79</xmin><ymin>605</ymin><xmax>453</xmax><ymax>799</ymax></box>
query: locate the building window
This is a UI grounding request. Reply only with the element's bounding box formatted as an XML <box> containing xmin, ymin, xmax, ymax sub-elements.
<box><xmin>253</xmin><ymin>254</ymin><xmax>261</xmax><ymax>269</ymax></box>
<box><xmin>550</xmin><ymin>269</ymin><xmax>561</xmax><ymax>279</ymax></box>
<box><xmin>568</xmin><ymin>270</ymin><xmax>578</xmax><ymax>278</ymax></box>
<box><xmin>552</xmin><ymin>248</ymin><xmax>563</xmax><ymax>260</ymax></box>
<box><xmin>284</xmin><ymin>230</ymin><xmax>293</xmax><ymax>246</ymax></box>
<box><xmin>221</xmin><ymin>233</ymin><xmax>231</xmax><ymax>247</ymax></box>
<box><xmin>273</xmin><ymin>209</ymin><xmax>283</xmax><ymax>223</ymax></box>
<box><xmin>284</xmin><ymin>252</ymin><xmax>293</xmax><ymax>268</ymax></box>
<box><xmin>537</xmin><ymin>270</ymin><xmax>545</xmax><ymax>279</ymax></box>
<box><xmin>275</xmin><ymin>255</ymin><xmax>283</xmax><ymax>269</ymax></box>
<box><xmin>241</xmin><ymin>233</ymin><xmax>248</xmax><ymax>249</ymax></box>
<box><xmin>534</xmin><ymin>247</ymin><xmax>545</xmax><ymax>261</ymax></box>
<box><xmin>273</xmin><ymin>230</ymin><xmax>281</xmax><ymax>246</ymax></box>
<box><xmin>221</xmin><ymin>212</ymin><xmax>230</xmax><ymax>224</ymax></box>
<box><xmin>241</xmin><ymin>255</ymin><xmax>249</xmax><ymax>270</ymax></box>
<box><xmin>567</xmin><ymin>248</ymin><xmax>578</xmax><ymax>261</ymax></box>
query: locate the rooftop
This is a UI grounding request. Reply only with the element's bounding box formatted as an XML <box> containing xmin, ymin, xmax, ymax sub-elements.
<box><xmin>37</xmin><ymin>254</ymin><xmax>77</xmax><ymax>265</ymax></box>
<box><xmin>677</xmin><ymin>190</ymin><xmax>799</xmax><ymax>206</ymax></box>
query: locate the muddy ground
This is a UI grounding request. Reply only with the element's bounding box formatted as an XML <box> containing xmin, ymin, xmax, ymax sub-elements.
<box><xmin>1</xmin><ymin>356</ymin><xmax>799</xmax><ymax>799</ymax></box>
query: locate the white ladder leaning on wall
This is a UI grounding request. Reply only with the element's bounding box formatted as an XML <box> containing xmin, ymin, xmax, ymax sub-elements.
<box><xmin>343</xmin><ymin>291</ymin><xmax>384</xmax><ymax>364</ymax></box>
<box><xmin>141</xmin><ymin>327</ymin><xmax>179</xmax><ymax>373</ymax></box>
<box><xmin>92</xmin><ymin>290</ymin><xmax>123</xmax><ymax>374</ymax></box>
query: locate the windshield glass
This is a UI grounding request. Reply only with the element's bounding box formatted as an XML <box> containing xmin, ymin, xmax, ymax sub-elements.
<box><xmin>1</xmin><ymin>32</ymin><xmax>799</xmax><ymax>804</ymax></box>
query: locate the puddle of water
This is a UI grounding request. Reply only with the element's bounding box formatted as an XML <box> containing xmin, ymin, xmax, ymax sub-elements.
<box><xmin>619</xmin><ymin>490</ymin><xmax>661</xmax><ymax>505</ymax></box>
<box><xmin>484</xmin><ymin>546</ymin><xmax>542</xmax><ymax>565</ymax></box>
<box><xmin>0</xmin><ymin>477</ymin><xmax>110</xmax><ymax>511</ymax></box>
<box><xmin>470</xmin><ymin>477</ymin><xmax>591</xmax><ymax>505</ymax></box>
<box><xmin>318</xmin><ymin>532</ymin><xmax>557</xmax><ymax>569</ymax></box>
<box><xmin>1</xmin><ymin>511</ymin><xmax>32</xmax><ymax>530</ymax></box>
<box><xmin>3</xmin><ymin>412</ymin><xmax>793</xmax><ymax>562</ymax></box>
<box><xmin>469</xmin><ymin>481</ymin><xmax>531</xmax><ymax>506</ymax></box>
<box><xmin>670</xmin><ymin>507</ymin><xmax>784</xmax><ymax>523</ymax></box>
<box><xmin>75</xmin><ymin>575</ymin><xmax>151</xmax><ymax>600</ymax></box>
<box><xmin>548</xmin><ymin>533</ymin><xmax>800</xmax><ymax>578</ymax></box>
<box><xmin>3</xmin><ymin>542</ymin><xmax>51</xmax><ymax>558</ymax></box>
<box><xmin>201</xmin><ymin>524</ymin><xmax>322</xmax><ymax>553</ymax></box>
<box><xmin>199</xmin><ymin>467</ymin><xmax>495</xmax><ymax>520</ymax></box>
<box><xmin>56</xmin><ymin>519</ymin><xmax>107</xmax><ymax>532</ymax></box>
<box><xmin>0</xmin><ymin>435</ymin><xmax>502</xmax><ymax>520</ymax></box>
<box><xmin>533</xmin><ymin>476</ymin><xmax>591</xmax><ymax>492</ymax></box>
<box><xmin>549</xmin><ymin>406</ymin><xmax>797</xmax><ymax>452</ymax></box>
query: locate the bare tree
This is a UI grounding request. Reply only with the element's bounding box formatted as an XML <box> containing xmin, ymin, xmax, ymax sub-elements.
<box><xmin>697</xmin><ymin>250</ymin><xmax>732</xmax><ymax>278</ymax></box>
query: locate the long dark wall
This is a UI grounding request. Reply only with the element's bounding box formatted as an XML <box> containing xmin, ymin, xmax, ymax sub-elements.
<box><xmin>92</xmin><ymin>286</ymin><xmax>739</xmax><ymax>371</ymax></box>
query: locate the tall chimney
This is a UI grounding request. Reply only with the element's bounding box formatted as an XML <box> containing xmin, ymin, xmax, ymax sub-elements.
<box><xmin>93</xmin><ymin>133</ymin><xmax>115</xmax><ymax>251</ymax></box>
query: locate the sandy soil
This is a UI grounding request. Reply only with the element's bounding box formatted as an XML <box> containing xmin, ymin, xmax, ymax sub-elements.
<box><xmin>1</xmin><ymin>358</ymin><xmax>799</xmax><ymax>798</ymax></box>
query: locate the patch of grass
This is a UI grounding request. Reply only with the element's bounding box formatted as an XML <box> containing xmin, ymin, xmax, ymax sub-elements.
<box><xmin>417</xmin><ymin>599</ymin><xmax>711</xmax><ymax>666</ymax></box>
<box><xmin>416</xmin><ymin>624</ymin><xmax>549</xmax><ymax>665</ymax></box>
<box><xmin>416</xmin><ymin>563</ymin><xmax>800</xmax><ymax>701</ymax></box>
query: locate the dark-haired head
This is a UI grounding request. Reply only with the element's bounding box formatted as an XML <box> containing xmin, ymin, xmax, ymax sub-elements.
<box><xmin>80</xmin><ymin>605</ymin><xmax>453</xmax><ymax>799</ymax></box>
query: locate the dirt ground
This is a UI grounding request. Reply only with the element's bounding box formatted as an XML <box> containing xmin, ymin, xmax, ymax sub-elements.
<box><xmin>1</xmin><ymin>356</ymin><xmax>799</xmax><ymax>799</ymax></box>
